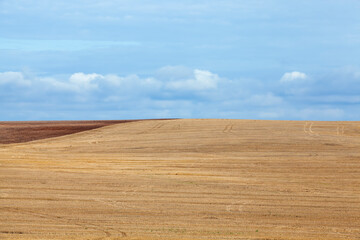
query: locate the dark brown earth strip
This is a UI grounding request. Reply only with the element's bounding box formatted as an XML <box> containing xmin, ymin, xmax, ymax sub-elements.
<box><xmin>0</xmin><ymin>120</ymin><xmax>137</xmax><ymax>144</ymax></box>
<box><xmin>0</xmin><ymin>119</ymin><xmax>174</xmax><ymax>144</ymax></box>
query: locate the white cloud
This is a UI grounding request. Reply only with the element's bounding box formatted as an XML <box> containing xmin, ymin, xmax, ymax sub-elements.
<box><xmin>39</xmin><ymin>77</ymin><xmax>74</xmax><ymax>91</ymax></box>
<box><xmin>280</xmin><ymin>71</ymin><xmax>308</xmax><ymax>82</ymax></box>
<box><xmin>102</xmin><ymin>74</ymin><xmax>124</xmax><ymax>86</ymax></box>
<box><xmin>166</xmin><ymin>69</ymin><xmax>220</xmax><ymax>91</ymax></box>
<box><xmin>69</xmin><ymin>72</ymin><xmax>103</xmax><ymax>91</ymax></box>
<box><xmin>102</xmin><ymin>74</ymin><xmax>162</xmax><ymax>94</ymax></box>
<box><xmin>0</xmin><ymin>68</ymin><xmax>220</xmax><ymax>95</ymax></box>
<box><xmin>26</xmin><ymin>73</ymin><xmax>105</xmax><ymax>93</ymax></box>
<box><xmin>2</xmin><ymin>67</ymin><xmax>359</xmax><ymax>121</ymax></box>
<box><xmin>0</xmin><ymin>71</ymin><xmax>31</xmax><ymax>86</ymax></box>
<box><xmin>140</xmin><ymin>77</ymin><xmax>162</xmax><ymax>90</ymax></box>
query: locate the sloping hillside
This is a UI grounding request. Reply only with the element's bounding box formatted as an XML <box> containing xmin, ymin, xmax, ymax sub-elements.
<box><xmin>0</xmin><ymin>120</ymin><xmax>139</xmax><ymax>144</ymax></box>
<box><xmin>1</xmin><ymin>119</ymin><xmax>360</xmax><ymax>239</ymax></box>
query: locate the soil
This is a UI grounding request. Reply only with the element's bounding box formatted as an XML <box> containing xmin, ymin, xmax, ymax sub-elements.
<box><xmin>1</xmin><ymin>119</ymin><xmax>360</xmax><ymax>239</ymax></box>
<box><xmin>0</xmin><ymin>120</ymin><xmax>163</xmax><ymax>144</ymax></box>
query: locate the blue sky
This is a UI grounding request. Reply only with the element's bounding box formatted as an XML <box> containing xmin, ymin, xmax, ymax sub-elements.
<box><xmin>1</xmin><ymin>0</ymin><xmax>360</xmax><ymax>120</ymax></box>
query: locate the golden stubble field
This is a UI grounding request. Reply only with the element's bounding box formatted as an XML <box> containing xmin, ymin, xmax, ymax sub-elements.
<box><xmin>1</xmin><ymin>119</ymin><xmax>360</xmax><ymax>240</ymax></box>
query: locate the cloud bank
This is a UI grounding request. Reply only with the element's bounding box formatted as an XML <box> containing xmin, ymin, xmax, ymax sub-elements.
<box><xmin>1</xmin><ymin>66</ymin><xmax>360</xmax><ymax>120</ymax></box>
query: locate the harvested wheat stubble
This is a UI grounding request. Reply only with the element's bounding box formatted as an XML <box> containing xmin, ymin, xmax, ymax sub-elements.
<box><xmin>1</xmin><ymin>119</ymin><xmax>360</xmax><ymax>240</ymax></box>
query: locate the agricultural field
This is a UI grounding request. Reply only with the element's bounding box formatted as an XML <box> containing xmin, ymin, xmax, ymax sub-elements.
<box><xmin>0</xmin><ymin>120</ymin><xmax>139</xmax><ymax>144</ymax></box>
<box><xmin>1</xmin><ymin>119</ymin><xmax>360</xmax><ymax>239</ymax></box>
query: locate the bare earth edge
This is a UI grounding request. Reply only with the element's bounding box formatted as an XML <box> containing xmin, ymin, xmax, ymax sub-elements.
<box><xmin>0</xmin><ymin>119</ymin><xmax>174</xmax><ymax>144</ymax></box>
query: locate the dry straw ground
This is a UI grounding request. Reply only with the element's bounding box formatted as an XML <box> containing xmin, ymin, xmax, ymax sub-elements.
<box><xmin>1</xmin><ymin>119</ymin><xmax>360</xmax><ymax>239</ymax></box>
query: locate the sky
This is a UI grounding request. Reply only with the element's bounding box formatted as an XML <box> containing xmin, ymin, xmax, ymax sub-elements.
<box><xmin>1</xmin><ymin>0</ymin><xmax>360</xmax><ymax>121</ymax></box>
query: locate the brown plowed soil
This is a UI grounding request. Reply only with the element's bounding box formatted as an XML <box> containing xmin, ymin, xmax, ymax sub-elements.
<box><xmin>1</xmin><ymin>119</ymin><xmax>360</xmax><ymax>240</ymax></box>
<box><xmin>0</xmin><ymin>120</ymin><xmax>140</xmax><ymax>144</ymax></box>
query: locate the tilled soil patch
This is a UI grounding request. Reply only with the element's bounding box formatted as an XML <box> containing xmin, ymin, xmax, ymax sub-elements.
<box><xmin>0</xmin><ymin>120</ymin><xmax>138</xmax><ymax>144</ymax></box>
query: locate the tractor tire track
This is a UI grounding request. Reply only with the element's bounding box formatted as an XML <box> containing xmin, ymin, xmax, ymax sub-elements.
<box><xmin>223</xmin><ymin>123</ymin><xmax>233</xmax><ymax>133</ymax></box>
<box><xmin>304</xmin><ymin>122</ymin><xmax>318</xmax><ymax>136</ymax></box>
<box><xmin>1</xmin><ymin>207</ymin><xmax>127</xmax><ymax>238</ymax></box>
<box><xmin>138</xmin><ymin>122</ymin><xmax>166</xmax><ymax>134</ymax></box>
